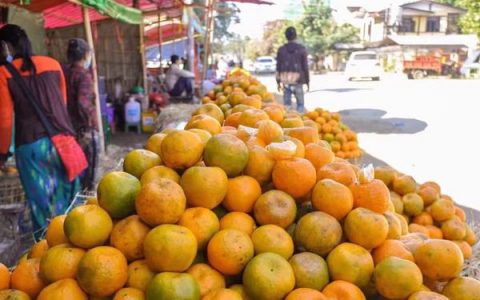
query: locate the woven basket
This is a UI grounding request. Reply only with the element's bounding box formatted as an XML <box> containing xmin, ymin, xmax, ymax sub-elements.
<box><xmin>0</xmin><ymin>174</ymin><xmax>25</xmax><ymax>208</ymax></box>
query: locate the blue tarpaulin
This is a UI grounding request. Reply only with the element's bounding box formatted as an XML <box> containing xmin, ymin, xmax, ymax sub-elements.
<box><xmin>146</xmin><ymin>39</ymin><xmax>187</xmax><ymax>62</ymax></box>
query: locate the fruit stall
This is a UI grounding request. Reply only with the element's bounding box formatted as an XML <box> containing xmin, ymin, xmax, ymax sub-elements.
<box><xmin>0</xmin><ymin>69</ymin><xmax>478</xmax><ymax>300</ymax></box>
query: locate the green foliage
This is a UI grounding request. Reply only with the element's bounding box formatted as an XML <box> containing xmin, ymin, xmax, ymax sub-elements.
<box><xmin>214</xmin><ymin>2</ymin><xmax>240</xmax><ymax>42</ymax></box>
<box><xmin>440</xmin><ymin>0</ymin><xmax>480</xmax><ymax>37</ymax></box>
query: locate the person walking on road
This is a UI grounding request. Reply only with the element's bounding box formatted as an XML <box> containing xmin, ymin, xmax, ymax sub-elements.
<box><xmin>276</xmin><ymin>26</ymin><xmax>310</xmax><ymax>113</ymax></box>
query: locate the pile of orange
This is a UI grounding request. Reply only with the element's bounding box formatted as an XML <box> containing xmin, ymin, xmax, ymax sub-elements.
<box><xmin>0</xmin><ymin>72</ymin><xmax>478</xmax><ymax>300</ymax></box>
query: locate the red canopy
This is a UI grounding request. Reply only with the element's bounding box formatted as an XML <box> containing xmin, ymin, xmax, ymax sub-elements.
<box><xmin>222</xmin><ymin>0</ymin><xmax>273</xmax><ymax>4</ymax></box>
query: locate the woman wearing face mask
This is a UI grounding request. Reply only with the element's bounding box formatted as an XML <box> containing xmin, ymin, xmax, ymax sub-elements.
<box><xmin>63</xmin><ymin>38</ymin><xmax>99</xmax><ymax>191</ymax></box>
<box><xmin>0</xmin><ymin>25</ymin><xmax>81</xmax><ymax>236</ymax></box>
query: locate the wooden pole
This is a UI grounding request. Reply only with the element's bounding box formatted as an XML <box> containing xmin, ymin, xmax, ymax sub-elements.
<box><xmin>139</xmin><ymin>18</ymin><xmax>148</xmax><ymax>96</ymax></box>
<box><xmin>200</xmin><ymin>0</ymin><xmax>215</xmax><ymax>96</ymax></box>
<box><xmin>82</xmin><ymin>6</ymin><xmax>105</xmax><ymax>154</ymax></box>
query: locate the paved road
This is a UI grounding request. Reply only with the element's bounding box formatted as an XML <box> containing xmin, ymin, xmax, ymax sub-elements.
<box><xmin>258</xmin><ymin>73</ymin><xmax>480</xmax><ymax>210</ymax></box>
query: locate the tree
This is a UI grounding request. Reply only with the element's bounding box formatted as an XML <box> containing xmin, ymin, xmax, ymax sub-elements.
<box><xmin>440</xmin><ymin>0</ymin><xmax>480</xmax><ymax>37</ymax></box>
<box><xmin>213</xmin><ymin>2</ymin><xmax>240</xmax><ymax>42</ymax></box>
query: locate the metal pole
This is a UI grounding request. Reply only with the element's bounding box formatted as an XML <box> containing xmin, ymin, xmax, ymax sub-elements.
<box><xmin>187</xmin><ymin>7</ymin><xmax>195</xmax><ymax>72</ymax></box>
<box><xmin>158</xmin><ymin>11</ymin><xmax>163</xmax><ymax>65</ymax></box>
<box><xmin>200</xmin><ymin>0</ymin><xmax>215</xmax><ymax>96</ymax></box>
<box><xmin>139</xmin><ymin>18</ymin><xmax>148</xmax><ymax>96</ymax></box>
<box><xmin>82</xmin><ymin>6</ymin><xmax>105</xmax><ymax>154</ymax></box>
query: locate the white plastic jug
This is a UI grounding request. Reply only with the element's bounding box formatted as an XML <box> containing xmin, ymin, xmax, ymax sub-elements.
<box><xmin>125</xmin><ymin>97</ymin><xmax>141</xmax><ymax>124</ymax></box>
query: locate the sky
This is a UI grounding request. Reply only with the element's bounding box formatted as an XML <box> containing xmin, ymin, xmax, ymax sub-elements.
<box><xmin>229</xmin><ymin>0</ymin><xmax>407</xmax><ymax>39</ymax></box>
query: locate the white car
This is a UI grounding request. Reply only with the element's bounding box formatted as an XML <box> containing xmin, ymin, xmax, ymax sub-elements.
<box><xmin>460</xmin><ymin>49</ymin><xmax>480</xmax><ymax>78</ymax></box>
<box><xmin>254</xmin><ymin>56</ymin><xmax>276</xmax><ymax>74</ymax></box>
<box><xmin>345</xmin><ymin>51</ymin><xmax>382</xmax><ymax>81</ymax></box>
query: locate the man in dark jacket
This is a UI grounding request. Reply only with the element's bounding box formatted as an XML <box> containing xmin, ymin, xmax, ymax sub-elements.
<box><xmin>276</xmin><ymin>27</ymin><xmax>309</xmax><ymax>113</ymax></box>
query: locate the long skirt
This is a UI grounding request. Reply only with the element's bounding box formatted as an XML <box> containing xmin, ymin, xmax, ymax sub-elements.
<box><xmin>15</xmin><ymin>137</ymin><xmax>80</xmax><ymax>237</ymax></box>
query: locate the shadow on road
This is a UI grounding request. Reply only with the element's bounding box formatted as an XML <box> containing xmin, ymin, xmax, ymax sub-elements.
<box><xmin>339</xmin><ymin>108</ymin><xmax>427</xmax><ymax>134</ymax></box>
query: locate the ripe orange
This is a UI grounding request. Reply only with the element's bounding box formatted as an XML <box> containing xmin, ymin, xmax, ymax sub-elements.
<box><xmin>289</xmin><ymin>252</ymin><xmax>329</xmax><ymax>290</ymax></box>
<box><xmin>285</xmin><ymin>127</ymin><xmax>320</xmax><ymax>145</ymax></box>
<box><xmin>145</xmin><ymin>272</ymin><xmax>200</xmax><ymax>300</ymax></box>
<box><xmin>113</xmin><ymin>287</ymin><xmax>144</xmax><ymax>300</ymax></box>
<box><xmin>295</xmin><ymin>212</ymin><xmax>343</xmax><ymax>257</ymax></box>
<box><xmin>64</xmin><ymin>204</ymin><xmax>113</xmax><ymax>249</ymax></box>
<box><xmin>257</xmin><ymin>120</ymin><xmax>284</xmax><ymax>144</ymax></box>
<box><xmin>408</xmin><ymin>291</ymin><xmax>448</xmax><ymax>300</ymax></box>
<box><xmin>414</xmin><ymin>239</ymin><xmax>464</xmax><ymax>281</ymax></box>
<box><xmin>322</xmin><ymin>280</ymin><xmax>366</xmax><ymax>300</ymax></box>
<box><xmin>286</xmin><ymin>288</ymin><xmax>327</xmax><ymax>300</ymax></box>
<box><xmin>178</xmin><ymin>207</ymin><xmax>220</xmax><ymax>249</ymax></box>
<box><xmin>344</xmin><ymin>208</ymin><xmax>389</xmax><ymax>250</ymax></box>
<box><xmin>0</xmin><ymin>290</ymin><xmax>31</xmax><ymax>300</ymax></box>
<box><xmin>317</xmin><ymin>162</ymin><xmax>357</xmax><ymax>186</ymax></box>
<box><xmin>384</xmin><ymin>211</ymin><xmax>402</xmax><ymax>239</ymax></box>
<box><xmin>266</xmin><ymin>140</ymin><xmax>297</xmax><ymax>160</ymax></box>
<box><xmin>140</xmin><ymin>165</ymin><xmax>180</xmax><ymax>186</ymax></box>
<box><xmin>223</xmin><ymin>176</ymin><xmax>261</xmax><ymax>213</ymax></box>
<box><xmin>285</xmin><ymin>136</ymin><xmax>306</xmax><ymax>158</ymax></box>
<box><xmin>430</xmin><ymin>199</ymin><xmax>455</xmax><ymax>222</ymax></box>
<box><xmin>305</xmin><ymin>143</ymin><xmax>335</xmax><ymax>170</ymax></box>
<box><xmin>326</xmin><ymin>243</ymin><xmax>374</xmax><ymax>288</ymax></box>
<box><xmin>125</xmin><ymin>261</ymin><xmax>155</xmax><ymax>293</ymax></box>
<box><xmin>11</xmin><ymin>258</ymin><xmax>46</xmax><ymax>299</ymax></box>
<box><xmin>144</xmin><ymin>133</ymin><xmax>166</xmax><ymax>156</ymax></box>
<box><xmin>465</xmin><ymin>224</ymin><xmax>477</xmax><ymax>246</ymax></box>
<box><xmin>252</xmin><ymin>225</ymin><xmax>294</xmax><ymax>259</ymax></box>
<box><xmin>413</xmin><ymin>212</ymin><xmax>434</xmax><ymax>226</ymax></box>
<box><xmin>403</xmin><ymin>193</ymin><xmax>424</xmax><ymax>216</ymax></box>
<box><xmin>441</xmin><ymin>217</ymin><xmax>467</xmax><ymax>240</ymax></box>
<box><xmin>238</xmin><ymin>108</ymin><xmax>269</xmax><ymax>128</ymax></box>
<box><xmin>110</xmin><ymin>215</ymin><xmax>150</xmax><ymax>261</ymax></box>
<box><xmin>160</xmin><ymin>130</ymin><xmax>204</xmax><ymax>169</ymax></box>
<box><xmin>187</xmin><ymin>263</ymin><xmax>225</xmax><ymax>297</ymax></box>
<box><xmin>243</xmin><ymin>252</ymin><xmax>295</xmax><ymax>300</ymax></box>
<box><xmin>453</xmin><ymin>240</ymin><xmax>472</xmax><ymax>259</ymax></box>
<box><xmin>409</xmin><ymin>223</ymin><xmax>430</xmax><ymax>236</ymax></box>
<box><xmin>420</xmin><ymin>181</ymin><xmax>441</xmax><ymax>194</ymax></box>
<box><xmin>40</xmin><ymin>244</ymin><xmax>85</xmax><ymax>283</ymax></box>
<box><xmin>143</xmin><ymin>224</ymin><xmax>197</xmax><ymax>272</ymax></box>
<box><xmin>180</xmin><ymin>166</ymin><xmax>228</xmax><ymax>209</ymax></box>
<box><xmin>454</xmin><ymin>206</ymin><xmax>466</xmax><ymax>222</ymax></box>
<box><xmin>185</xmin><ymin>114</ymin><xmax>222</xmax><ymax>135</ymax></box>
<box><xmin>418</xmin><ymin>186</ymin><xmax>440</xmax><ymax>206</ymax></box>
<box><xmin>28</xmin><ymin>239</ymin><xmax>49</xmax><ymax>259</ymax></box>
<box><xmin>193</xmin><ymin>103</ymin><xmax>225</xmax><ymax>124</ymax></box>
<box><xmin>272</xmin><ymin>158</ymin><xmax>317</xmax><ymax>199</ymax></box>
<box><xmin>372</xmin><ymin>239</ymin><xmax>414</xmax><ymax>265</ymax></box>
<box><xmin>45</xmin><ymin>215</ymin><xmax>69</xmax><ymax>247</ymax></box>
<box><xmin>0</xmin><ymin>263</ymin><xmax>9</xmax><ymax>290</ymax></box>
<box><xmin>390</xmin><ymin>191</ymin><xmax>404</xmax><ymax>214</ymax></box>
<box><xmin>97</xmin><ymin>171</ymin><xmax>141</xmax><ymax>218</ymax></box>
<box><xmin>282</xmin><ymin>117</ymin><xmax>304</xmax><ymax>128</ymax></box>
<box><xmin>225</xmin><ymin>112</ymin><xmax>242</xmax><ymax>127</ymax></box>
<box><xmin>204</xmin><ymin>134</ymin><xmax>249</xmax><ymax>177</ymax></box>
<box><xmin>188</xmin><ymin>128</ymin><xmax>212</xmax><ymax>146</ymax></box>
<box><xmin>219</xmin><ymin>212</ymin><xmax>256</xmax><ymax>236</ymax></box>
<box><xmin>253</xmin><ymin>190</ymin><xmax>297</xmax><ymax>228</ymax></box>
<box><xmin>135</xmin><ymin>179</ymin><xmax>186</xmax><ymax>226</ymax></box>
<box><xmin>374</xmin><ymin>166</ymin><xmax>396</xmax><ymax>188</ymax></box>
<box><xmin>312</xmin><ymin>179</ymin><xmax>353</xmax><ymax>220</ymax></box>
<box><xmin>229</xmin><ymin>284</ymin><xmax>251</xmax><ymax>300</ymax></box>
<box><xmin>123</xmin><ymin>149</ymin><xmax>161</xmax><ymax>179</ymax></box>
<box><xmin>350</xmin><ymin>179</ymin><xmax>390</xmax><ymax>214</ymax></box>
<box><xmin>37</xmin><ymin>278</ymin><xmax>87</xmax><ymax>300</ymax></box>
<box><xmin>374</xmin><ymin>257</ymin><xmax>423</xmax><ymax>300</ymax></box>
<box><xmin>392</xmin><ymin>175</ymin><xmax>417</xmax><ymax>196</ymax></box>
<box><xmin>442</xmin><ymin>276</ymin><xmax>480</xmax><ymax>300</ymax></box>
<box><xmin>426</xmin><ymin>225</ymin><xmax>443</xmax><ymax>239</ymax></box>
<box><xmin>263</xmin><ymin>105</ymin><xmax>285</xmax><ymax>124</ymax></box>
<box><xmin>207</xmin><ymin>229</ymin><xmax>254</xmax><ymax>276</ymax></box>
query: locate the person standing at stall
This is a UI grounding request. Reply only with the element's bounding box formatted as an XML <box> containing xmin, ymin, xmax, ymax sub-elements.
<box><xmin>64</xmin><ymin>38</ymin><xmax>99</xmax><ymax>190</ymax></box>
<box><xmin>276</xmin><ymin>26</ymin><xmax>310</xmax><ymax>113</ymax></box>
<box><xmin>0</xmin><ymin>24</ymin><xmax>82</xmax><ymax>235</ymax></box>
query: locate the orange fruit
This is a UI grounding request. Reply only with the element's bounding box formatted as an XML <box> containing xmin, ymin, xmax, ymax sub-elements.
<box><xmin>304</xmin><ymin>143</ymin><xmax>335</xmax><ymax>170</ymax></box>
<box><xmin>97</xmin><ymin>171</ymin><xmax>141</xmax><ymax>218</ymax></box>
<box><xmin>245</xmin><ymin>136</ymin><xmax>267</xmax><ymax>150</ymax></box>
<box><xmin>322</xmin><ymin>280</ymin><xmax>366</xmax><ymax>300</ymax></box>
<box><xmin>372</xmin><ymin>239</ymin><xmax>414</xmax><ymax>265</ymax></box>
<box><xmin>390</xmin><ymin>191</ymin><xmax>404</xmax><ymax>214</ymax></box>
<box><xmin>219</xmin><ymin>212</ymin><xmax>256</xmax><ymax>236</ymax></box>
<box><xmin>231</xmin><ymin>104</ymin><xmax>251</xmax><ymax>114</ymax></box>
<box><xmin>123</xmin><ymin>149</ymin><xmax>161</xmax><ymax>179</ymax></box>
<box><xmin>295</xmin><ymin>212</ymin><xmax>343</xmax><ymax>256</ymax></box>
<box><xmin>441</xmin><ymin>217</ymin><xmax>466</xmax><ymax>240</ymax></box>
<box><xmin>140</xmin><ymin>165</ymin><xmax>180</xmax><ymax>186</ymax></box>
<box><xmin>282</xmin><ymin>117</ymin><xmax>304</xmax><ymax>128</ymax></box>
<box><xmin>374</xmin><ymin>257</ymin><xmax>423</xmax><ymax>299</ymax></box>
<box><xmin>161</xmin><ymin>130</ymin><xmax>204</xmax><ymax>169</ymax></box>
<box><xmin>0</xmin><ymin>263</ymin><xmax>9</xmax><ymax>290</ymax></box>
<box><xmin>453</xmin><ymin>240</ymin><xmax>472</xmax><ymax>259</ymax></box>
<box><xmin>409</xmin><ymin>223</ymin><xmax>430</xmax><ymax>236</ymax></box>
<box><xmin>403</xmin><ymin>193</ymin><xmax>424</xmax><ymax>216</ymax></box>
<box><xmin>40</xmin><ymin>244</ymin><xmax>85</xmax><ymax>283</ymax></box>
<box><xmin>414</xmin><ymin>239</ymin><xmax>464</xmax><ymax>281</ymax></box>
<box><xmin>289</xmin><ymin>252</ymin><xmax>329</xmax><ymax>290</ymax></box>
<box><xmin>264</xmin><ymin>105</ymin><xmax>285</xmax><ymax>123</ymax></box>
<box><xmin>252</xmin><ymin>225</ymin><xmax>294</xmax><ymax>259</ymax></box>
<box><xmin>207</xmin><ymin>229</ymin><xmax>254</xmax><ymax>276</ymax></box>
<box><xmin>408</xmin><ymin>291</ymin><xmax>448</xmax><ymax>300</ymax></box>
<box><xmin>77</xmin><ymin>246</ymin><xmax>128</xmax><ymax>297</ymax></box>
<box><xmin>229</xmin><ymin>284</ymin><xmax>251</xmax><ymax>300</ymax></box>
<box><xmin>188</xmin><ymin>128</ymin><xmax>212</xmax><ymax>146</ymax></box>
<box><xmin>317</xmin><ymin>162</ymin><xmax>357</xmax><ymax>186</ymax></box>
<box><xmin>384</xmin><ymin>211</ymin><xmax>402</xmax><ymax>239</ymax></box>
<box><xmin>0</xmin><ymin>290</ymin><xmax>30</xmax><ymax>300</ymax></box>
<box><xmin>135</xmin><ymin>179</ymin><xmax>186</xmax><ymax>226</ymax></box>
<box><xmin>285</xmin><ymin>136</ymin><xmax>306</xmax><ymax>158</ymax></box>
<box><xmin>418</xmin><ymin>186</ymin><xmax>440</xmax><ymax>206</ymax></box>
<box><xmin>180</xmin><ymin>166</ymin><xmax>228</xmax><ymax>209</ymax></box>
<box><xmin>185</xmin><ymin>114</ymin><xmax>222</xmax><ymax>135</ymax></box>
<box><xmin>64</xmin><ymin>204</ymin><xmax>113</xmax><ymax>249</ymax></box>
<box><xmin>238</xmin><ymin>108</ymin><xmax>269</xmax><ymax>128</ymax></box>
<box><xmin>11</xmin><ymin>258</ymin><xmax>46</xmax><ymax>298</ymax></box>
<box><xmin>464</xmin><ymin>224</ymin><xmax>477</xmax><ymax>246</ymax></box>
<box><xmin>203</xmin><ymin>288</ymin><xmax>242</xmax><ymax>300</ymax></box>
<box><xmin>326</xmin><ymin>243</ymin><xmax>374</xmax><ymax>288</ymax></box>
<box><xmin>397</xmin><ymin>212</ymin><xmax>409</xmax><ymax>235</ymax></box>
<box><xmin>344</xmin><ymin>208</ymin><xmax>389</xmax><ymax>250</ymax></box>
<box><xmin>430</xmin><ymin>199</ymin><xmax>455</xmax><ymax>222</ymax></box>
<box><xmin>178</xmin><ymin>207</ymin><xmax>220</xmax><ymax>249</ymax></box>
<box><xmin>400</xmin><ymin>233</ymin><xmax>429</xmax><ymax>254</ymax></box>
<box><xmin>223</xmin><ymin>176</ymin><xmax>261</xmax><ymax>213</ymax></box>
<box><xmin>204</xmin><ymin>134</ymin><xmax>249</xmax><ymax>177</ymax></box>
<box><xmin>28</xmin><ymin>239</ymin><xmax>49</xmax><ymax>259</ymax></box>
<box><xmin>393</xmin><ymin>175</ymin><xmax>417</xmax><ymax>195</ymax></box>
<box><xmin>187</xmin><ymin>263</ymin><xmax>225</xmax><ymax>297</ymax></box>
<box><xmin>286</xmin><ymin>288</ymin><xmax>327</xmax><ymax>300</ymax></box>
<box><xmin>110</xmin><ymin>215</ymin><xmax>150</xmax><ymax>261</ymax></box>
<box><xmin>126</xmin><ymin>260</ymin><xmax>155</xmax><ymax>292</ymax></box>
<box><xmin>266</xmin><ymin>140</ymin><xmax>297</xmax><ymax>160</ymax></box>
<box><xmin>225</xmin><ymin>112</ymin><xmax>242</xmax><ymax>127</ymax></box>
<box><xmin>253</xmin><ymin>190</ymin><xmax>297</xmax><ymax>228</ymax></box>
<box><xmin>257</xmin><ymin>120</ymin><xmax>284</xmax><ymax>144</ymax></box>
<box><xmin>454</xmin><ymin>206</ymin><xmax>466</xmax><ymax>222</ymax></box>
<box><xmin>144</xmin><ymin>133</ymin><xmax>166</xmax><ymax>156</ymax></box>
<box><xmin>37</xmin><ymin>278</ymin><xmax>87</xmax><ymax>300</ymax></box>
<box><xmin>45</xmin><ymin>215</ymin><xmax>69</xmax><ymax>247</ymax></box>
<box><xmin>193</xmin><ymin>103</ymin><xmax>225</xmax><ymax>123</ymax></box>
<box><xmin>442</xmin><ymin>276</ymin><xmax>480</xmax><ymax>300</ymax></box>
<box><xmin>413</xmin><ymin>212</ymin><xmax>434</xmax><ymax>226</ymax></box>
<box><xmin>143</xmin><ymin>224</ymin><xmax>197</xmax><ymax>272</ymax></box>
<box><xmin>426</xmin><ymin>225</ymin><xmax>443</xmax><ymax>239</ymax></box>
<box><xmin>374</xmin><ymin>166</ymin><xmax>396</xmax><ymax>188</ymax></box>
<box><xmin>272</xmin><ymin>158</ymin><xmax>316</xmax><ymax>199</ymax></box>
<box><xmin>420</xmin><ymin>181</ymin><xmax>441</xmax><ymax>194</ymax></box>
<box><xmin>145</xmin><ymin>272</ymin><xmax>200</xmax><ymax>299</ymax></box>
<box><xmin>113</xmin><ymin>287</ymin><xmax>144</xmax><ymax>300</ymax></box>
<box><xmin>350</xmin><ymin>179</ymin><xmax>390</xmax><ymax>214</ymax></box>
<box><xmin>240</xmin><ymin>95</ymin><xmax>262</xmax><ymax>109</ymax></box>
<box><xmin>312</xmin><ymin>179</ymin><xmax>353</xmax><ymax>221</ymax></box>
<box><xmin>243</xmin><ymin>252</ymin><xmax>295</xmax><ymax>300</ymax></box>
